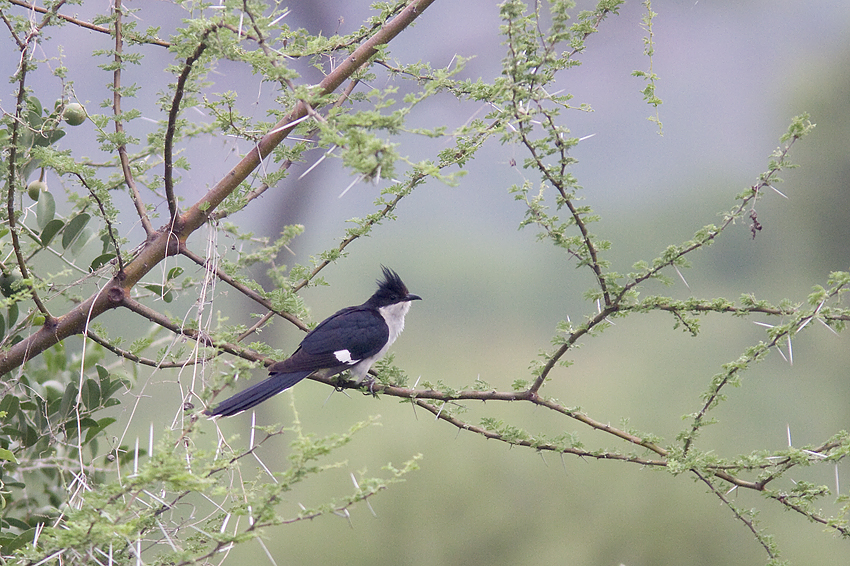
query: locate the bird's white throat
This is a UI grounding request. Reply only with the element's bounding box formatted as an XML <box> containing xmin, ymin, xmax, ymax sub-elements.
<box><xmin>378</xmin><ymin>300</ymin><xmax>412</xmax><ymax>345</ymax></box>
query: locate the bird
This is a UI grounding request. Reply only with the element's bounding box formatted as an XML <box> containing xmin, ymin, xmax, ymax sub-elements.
<box><xmin>205</xmin><ymin>266</ymin><xmax>421</xmax><ymax>417</ymax></box>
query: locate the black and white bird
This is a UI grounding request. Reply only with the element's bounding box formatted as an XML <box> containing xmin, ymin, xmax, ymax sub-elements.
<box><xmin>206</xmin><ymin>267</ymin><xmax>421</xmax><ymax>417</ymax></box>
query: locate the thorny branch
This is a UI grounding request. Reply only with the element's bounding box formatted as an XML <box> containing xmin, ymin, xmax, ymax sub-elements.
<box><xmin>4</xmin><ymin>0</ymin><xmax>70</xmax><ymax>320</ymax></box>
<box><xmin>525</xmin><ymin>131</ymin><xmax>812</xmax><ymax>398</ymax></box>
<box><xmin>0</xmin><ymin>0</ymin><xmax>439</xmax><ymax>375</ymax></box>
<box><xmin>5</xmin><ymin>0</ymin><xmax>170</xmax><ymax>46</ymax></box>
<box><xmin>164</xmin><ymin>25</ymin><xmax>220</xmax><ymax>221</ymax></box>
<box><xmin>113</xmin><ymin>0</ymin><xmax>155</xmax><ymax>237</ymax></box>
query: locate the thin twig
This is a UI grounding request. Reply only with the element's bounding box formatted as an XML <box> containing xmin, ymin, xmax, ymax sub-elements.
<box><xmin>6</xmin><ymin>0</ymin><xmax>170</xmax><ymax>47</ymax></box>
<box><xmin>113</xmin><ymin>0</ymin><xmax>154</xmax><ymax>237</ymax></box>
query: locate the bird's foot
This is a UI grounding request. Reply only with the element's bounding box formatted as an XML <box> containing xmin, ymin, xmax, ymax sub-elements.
<box><xmin>361</xmin><ymin>377</ymin><xmax>379</xmax><ymax>397</ymax></box>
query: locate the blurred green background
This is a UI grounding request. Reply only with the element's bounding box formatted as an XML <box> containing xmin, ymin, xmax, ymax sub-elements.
<box><xmin>4</xmin><ymin>0</ymin><xmax>849</xmax><ymax>564</ymax></box>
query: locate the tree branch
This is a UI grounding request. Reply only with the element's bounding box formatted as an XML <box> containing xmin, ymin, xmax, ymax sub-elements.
<box><xmin>0</xmin><ymin>0</ymin><xmax>437</xmax><ymax>375</ymax></box>
<box><xmin>113</xmin><ymin>0</ymin><xmax>154</xmax><ymax>238</ymax></box>
<box><xmin>6</xmin><ymin>0</ymin><xmax>170</xmax><ymax>47</ymax></box>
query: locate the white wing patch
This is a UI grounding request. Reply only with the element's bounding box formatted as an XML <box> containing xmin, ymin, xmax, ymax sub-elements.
<box><xmin>334</xmin><ymin>349</ymin><xmax>356</xmax><ymax>364</ymax></box>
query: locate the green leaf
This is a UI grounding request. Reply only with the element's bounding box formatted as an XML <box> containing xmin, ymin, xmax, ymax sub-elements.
<box><xmin>36</xmin><ymin>190</ymin><xmax>56</xmax><ymax>230</ymax></box>
<box><xmin>7</xmin><ymin>302</ymin><xmax>18</xmax><ymax>328</ymax></box>
<box><xmin>20</xmin><ymin>156</ymin><xmax>40</xmax><ymax>181</ymax></box>
<box><xmin>3</xmin><ymin>517</ymin><xmax>29</xmax><ymax>529</ymax></box>
<box><xmin>68</xmin><ymin>227</ymin><xmax>94</xmax><ymax>257</ymax></box>
<box><xmin>18</xmin><ymin>423</ymin><xmax>37</xmax><ymax>447</ymax></box>
<box><xmin>84</xmin><ymin>417</ymin><xmax>116</xmax><ymax>445</ymax></box>
<box><xmin>33</xmin><ymin>128</ymin><xmax>65</xmax><ymax>148</ymax></box>
<box><xmin>62</xmin><ymin>213</ymin><xmax>90</xmax><ymax>249</ymax></box>
<box><xmin>90</xmin><ymin>253</ymin><xmax>115</xmax><ymax>271</ymax></box>
<box><xmin>4</xmin><ymin>528</ymin><xmax>39</xmax><ymax>553</ymax></box>
<box><xmin>0</xmin><ymin>448</ymin><xmax>17</xmax><ymax>464</ymax></box>
<box><xmin>100</xmin><ymin>232</ymin><xmax>114</xmax><ymax>254</ymax></box>
<box><xmin>27</xmin><ymin>95</ymin><xmax>43</xmax><ymax>119</ymax></box>
<box><xmin>96</xmin><ymin>364</ymin><xmax>109</xmax><ymax>380</ymax></box>
<box><xmin>144</xmin><ymin>284</ymin><xmax>164</xmax><ymax>296</ymax></box>
<box><xmin>40</xmin><ymin>219</ymin><xmax>64</xmax><ymax>247</ymax></box>
<box><xmin>58</xmin><ymin>383</ymin><xmax>79</xmax><ymax>419</ymax></box>
<box><xmin>80</xmin><ymin>378</ymin><xmax>100</xmax><ymax>410</ymax></box>
<box><xmin>100</xmin><ymin>374</ymin><xmax>128</xmax><ymax>400</ymax></box>
<box><xmin>143</xmin><ymin>284</ymin><xmax>173</xmax><ymax>302</ymax></box>
<box><xmin>62</xmin><ymin>416</ymin><xmax>98</xmax><ymax>442</ymax></box>
<box><xmin>0</xmin><ymin>395</ymin><xmax>19</xmax><ymax>420</ymax></box>
<box><xmin>46</xmin><ymin>128</ymin><xmax>65</xmax><ymax>146</ymax></box>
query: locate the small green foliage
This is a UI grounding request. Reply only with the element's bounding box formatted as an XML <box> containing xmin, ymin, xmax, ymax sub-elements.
<box><xmin>632</xmin><ymin>0</ymin><xmax>663</xmax><ymax>133</ymax></box>
<box><xmin>780</xmin><ymin>113</ymin><xmax>815</xmax><ymax>143</ymax></box>
<box><xmin>372</xmin><ymin>353</ymin><xmax>408</xmax><ymax>387</ymax></box>
<box><xmin>480</xmin><ymin>417</ymin><xmax>531</xmax><ymax>444</ymax></box>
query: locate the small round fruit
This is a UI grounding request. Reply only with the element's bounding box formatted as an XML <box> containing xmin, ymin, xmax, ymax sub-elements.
<box><xmin>27</xmin><ymin>180</ymin><xmax>47</xmax><ymax>200</ymax></box>
<box><xmin>63</xmin><ymin>103</ymin><xmax>86</xmax><ymax>126</ymax></box>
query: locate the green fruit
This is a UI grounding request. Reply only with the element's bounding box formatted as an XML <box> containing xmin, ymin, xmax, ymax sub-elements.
<box><xmin>27</xmin><ymin>180</ymin><xmax>47</xmax><ymax>200</ymax></box>
<box><xmin>63</xmin><ymin>103</ymin><xmax>86</xmax><ymax>126</ymax></box>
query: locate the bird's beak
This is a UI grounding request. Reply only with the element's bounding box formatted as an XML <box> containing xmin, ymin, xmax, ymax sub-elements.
<box><xmin>406</xmin><ymin>293</ymin><xmax>422</xmax><ymax>302</ymax></box>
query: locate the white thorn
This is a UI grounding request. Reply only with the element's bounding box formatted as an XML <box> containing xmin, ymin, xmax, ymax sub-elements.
<box><xmin>435</xmin><ymin>402</ymin><xmax>445</xmax><ymax>421</ymax></box>
<box><xmin>250</xmin><ymin>411</ymin><xmax>256</xmax><ymax>448</ymax></box>
<box><xmin>298</xmin><ymin>145</ymin><xmax>336</xmax><ymax>180</ymax></box>
<box><xmin>267</xmin><ymin>114</ymin><xmax>310</xmax><ymax>136</ymax></box>
<box><xmin>338</xmin><ymin>175</ymin><xmax>364</xmax><ymax>198</ymax></box>
<box><xmin>269</xmin><ymin>9</ymin><xmax>290</xmax><ymax>26</ymax></box>
<box><xmin>768</xmin><ymin>184</ymin><xmax>789</xmax><ymax>199</ymax></box>
<box><xmin>817</xmin><ymin>317</ymin><xmax>840</xmax><ymax>336</ymax></box>
<box><xmin>674</xmin><ymin>264</ymin><xmax>690</xmax><ymax>289</ymax></box>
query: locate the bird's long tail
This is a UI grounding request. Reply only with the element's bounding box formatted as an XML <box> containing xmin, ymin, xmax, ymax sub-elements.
<box><xmin>205</xmin><ymin>370</ymin><xmax>312</xmax><ymax>417</ymax></box>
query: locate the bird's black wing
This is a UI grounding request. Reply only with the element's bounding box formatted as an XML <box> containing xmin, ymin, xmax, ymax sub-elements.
<box><xmin>270</xmin><ymin>306</ymin><xmax>389</xmax><ymax>373</ymax></box>
<box><xmin>205</xmin><ymin>307</ymin><xmax>389</xmax><ymax>418</ymax></box>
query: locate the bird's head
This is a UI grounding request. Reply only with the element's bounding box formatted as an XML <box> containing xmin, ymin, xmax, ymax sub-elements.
<box><xmin>368</xmin><ymin>266</ymin><xmax>422</xmax><ymax>308</ymax></box>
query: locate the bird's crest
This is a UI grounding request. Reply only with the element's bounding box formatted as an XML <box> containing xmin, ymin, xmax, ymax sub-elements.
<box><xmin>379</xmin><ymin>266</ymin><xmax>408</xmax><ymax>294</ymax></box>
<box><xmin>366</xmin><ymin>266</ymin><xmax>411</xmax><ymax>307</ymax></box>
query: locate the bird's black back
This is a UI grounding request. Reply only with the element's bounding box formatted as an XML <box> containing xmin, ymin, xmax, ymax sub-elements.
<box><xmin>268</xmin><ymin>305</ymin><xmax>389</xmax><ymax>374</ymax></box>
